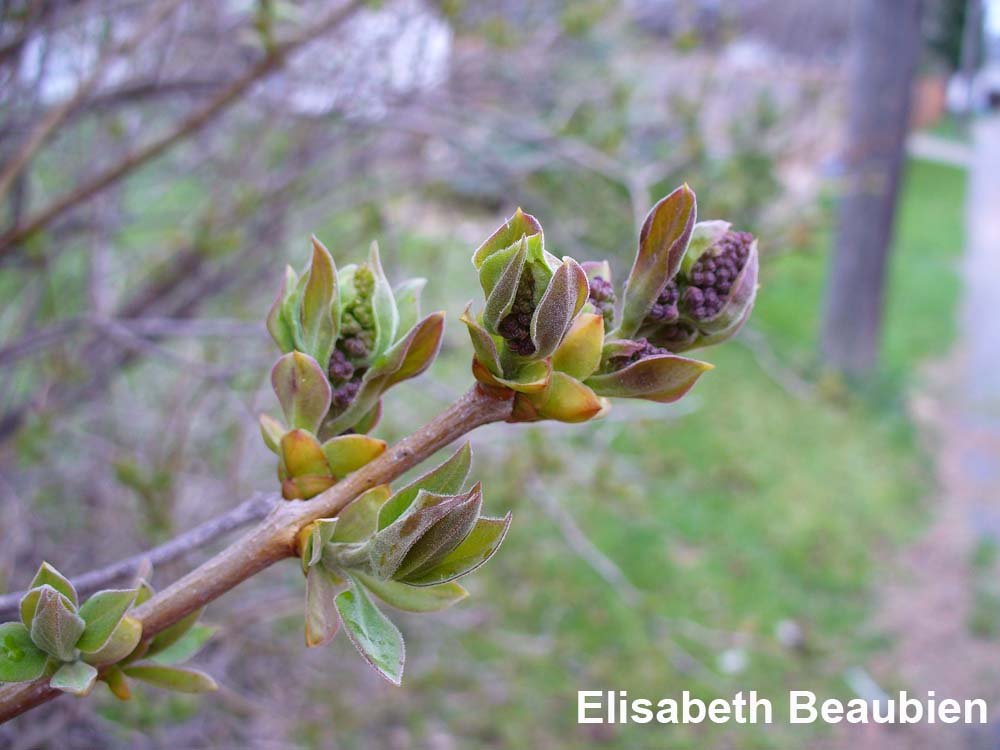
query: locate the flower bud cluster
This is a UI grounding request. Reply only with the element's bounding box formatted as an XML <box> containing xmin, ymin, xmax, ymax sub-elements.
<box><xmin>262</xmin><ymin>238</ymin><xmax>444</xmax><ymax>499</ymax></box>
<box><xmin>463</xmin><ymin>185</ymin><xmax>759</xmax><ymax>420</ymax></box>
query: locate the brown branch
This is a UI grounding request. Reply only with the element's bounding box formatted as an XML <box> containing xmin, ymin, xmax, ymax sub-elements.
<box><xmin>0</xmin><ymin>0</ymin><xmax>187</xmax><ymax>201</ymax></box>
<box><xmin>0</xmin><ymin>492</ymin><xmax>279</xmax><ymax>619</ymax></box>
<box><xmin>0</xmin><ymin>0</ymin><xmax>364</xmax><ymax>255</ymax></box>
<box><xmin>0</xmin><ymin>385</ymin><xmax>514</xmax><ymax>723</ymax></box>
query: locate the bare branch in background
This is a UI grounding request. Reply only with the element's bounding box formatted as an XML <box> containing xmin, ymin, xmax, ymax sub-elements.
<box><xmin>0</xmin><ymin>0</ymin><xmax>365</xmax><ymax>254</ymax></box>
<box><xmin>0</xmin><ymin>492</ymin><xmax>279</xmax><ymax>620</ymax></box>
<box><xmin>0</xmin><ymin>0</ymin><xmax>187</xmax><ymax>201</ymax></box>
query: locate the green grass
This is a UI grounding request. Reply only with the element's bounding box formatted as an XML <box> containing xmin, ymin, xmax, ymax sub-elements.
<box><xmin>300</xmin><ymin>158</ymin><xmax>968</xmax><ymax>748</ymax></box>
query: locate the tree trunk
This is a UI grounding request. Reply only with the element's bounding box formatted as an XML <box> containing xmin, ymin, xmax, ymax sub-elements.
<box><xmin>820</xmin><ymin>0</ymin><xmax>924</xmax><ymax>375</ymax></box>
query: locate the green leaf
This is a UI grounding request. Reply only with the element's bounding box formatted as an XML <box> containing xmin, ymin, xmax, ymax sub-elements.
<box><xmin>271</xmin><ymin>351</ymin><xmax>332</xmax><ymax>434</ymax></box>
<box><xmin>481</xmin><ymin>239</ymin><xmax>527</xmax><ymax>333</ymax></box>
<box><xmin>81</xmin><ymin>615</ymin><xmax>142</xmax><ymax>666</ymax></box>
<box><xmin>585</xmin><ymin>353</ymin><xmax>713</xmax><ymax>403</ymax></box>
<box><xmin>530</xmin><ymin>257</ymin><xmax>588</xmax><ymax>359</ymax></box>
<box><xmin>354</xmin><ymin>573</ymin><xmax>468</xmax><ymax>613</ymax></box>
<box><xmin>534</xmin><ymin>371</ymin><xmax>605</xmax><ymax>423</ymax></box>
<box><xmin>377</xmin><ymin>442</ymin><xmax>472</xmax><ymax>530</ymax></box>
<box><xmin>322</xmin><ymin>434</ymin><xmax>387</xmax><ymax>476</ymax></box>
<box><xmin>392</xmin><ymin>484</ymin><xmax>483</xmax><ymax>580</ymax></box>
<box><xmin>331</xmin><ymin>485</ymin><xmax>391</xmax><ymax>544</ymax></box>
<box><xmin>102</xmin><ymin>664</ymin><xmax>131</xmax><ymax>700</ymax></box>
<box><xmin>617</xmin><ymin>184</ymin><xmax>696</xmax><ymax>338</ymax></box>
<box><xmin>379</xmin><ymin>312</ymin><xmax>445</xmax><ymax>389</ymax></box>
<box><xmin>76</xmin><ymin>589</ymin><xmax>136</xmax><ymax>653</ymax></box>
<box><xmin>303</xmin><ymin>517</ymin><xmax>340</xmax><ymax>570</ymax></box>
<box><xmin>403</xmin><ymin>513</ymin><xmax>512</xmax><ymax>587</ymax></box>
<box><xmin>50</xmin><ymin>660</ymin><xmax>97</xmax><ymax>696</ymax></box>
<box><xmin>552</xmin><ymin>312</ymin><xmax>605</xmax><ymax>381</ymax></box>
<box><xmin>145</xmin><ymin>608</ymin><xmax>203</xmax><ymax>659</ymax></box>
<box><xmin>460</xmin><ymin>304</ymin><xmax>502</xmax><ymax>376</ymax></box>
<box><xmin>29</xmin><ymin>586</ymin><xmax>86</xmax><ymax>661</ymax></box>
<box><xmin>123</xmin><ymin>665</ymin><xmax>218</xmax><ymax>693</ymax></box>
<box><xmin>150</xmin><ymin>625</ymin><xmax>216</xmax><ymax>666</ymax></box>
<box><xmin>471</xmin><ymin>207</ymin><xmax>543</xmax><ymax>269</ymax></box>
<box><xmin>304</xmin><ymin>566</ymin><xmax>341</xmax><ymax>648</ymax></box>
<box><xmin>280</xmin><ymin>429</ymin><xmax>329</xmax><ymax>478</ymax></box>
<box><xmin>335</xmin><ymin>577</ymin><xmax>405</xmax><ymax>685</ymax></box>
<box><xmin>26</xmin><ymin>562</ymin><xmax>78</xmax><ymax>610</ymax></box>
<box><xmin>369</xmin><ymin>485</ymin><xmax>482</xmax><ymax>580</ymax></box>
<box><xmin>134</xmin><ymin>579</ymin><xmax>155</xmax><ymax>606</ymax></box>
<box><xmin>300</xmin><ymin>236</ymin><xmax>338</xmax><ymax>367</ymax></box>
<box><xmin>259</xmin><ymin>413</ymin><xmax>285</xmax><ymax>455</ymax></box>
<box><xmin>0</xmin><ymin>622</ymin><xmax>48</xmax><ymax>682</ymax></box>
<box><xmin>266</xmin><ymin>265</ymin><xmax>297</xmax><ymax>352</ymax></box>
<box><xmin>367</xmin><ymin>242</ymin><xmax>399</xmax><ymax>360</ymax></box>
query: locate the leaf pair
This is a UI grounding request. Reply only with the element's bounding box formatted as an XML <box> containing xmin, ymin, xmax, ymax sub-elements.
<box><xmin>297</xmin><ymin>445</ymin><xmax>510</xmax><ymax>685</ymax></box>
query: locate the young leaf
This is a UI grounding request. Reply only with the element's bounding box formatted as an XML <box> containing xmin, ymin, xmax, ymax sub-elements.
<box><xmin>322</xmin><ymin>434</ymin><xmax>387</xmax><ymax>477</ymax></box>
<box><xmin>102</xmin><ymin>664</ymin><xmax>131</xmax><ymax>700</ymax></box>
<box><xmin>76</xmin><ymin>588</ymin><xmax>137</xmax><ymax>653</ymax></box>
<box><xmin>266</xmin><ymin>265</ymin><xmax>297</xmax><ymax>352</ymax></box>
<box><xmin>145</xmin><ymin>608</ymin><xmax>203</xmax><ymax>658</ymax></box>
<box><xmin>534</xmin><ymin>372</ymin><xmax>605</xmax><ymax>423</ymax></box>
<box><xmin>391</xmin><ymin>484</ymin><xmax>483</xmax><ymax>580</ymax></box>
<box><xmin>50</xmin><ymin>660</ymin><xmax>98</xmax><ymax>696</ymax></box>
<box><xmin>530</xmin><ymin>257</ymin><xmax>588</xmax><ymax>359</ymax></box>
<box><xmin>335</xmin><ymin>577</ymin><xmax>405</xmax><ymax>685</ymax></box>
<box><xmin>81</xmin><ymin>615</ymin><xmax>142</xmax><ymax>666</ymax></box>
<box><xmin>402</xmin><ymin>513</ymin><xmax>512</xmax><ymax>587</ymax></box>
<box><xmin>367</xmin><ymin>242</ymin><xmax>399</xmax><ymax>360</ymax></box>
<box><xmin>376</xmin><ymin>442</ymin><xmax>472</xmax><ymax>530</ymax></box>
<box><xmin>150</xmin><ymin>624</ymin><xmax>216</xmax><ymax>666</ymax></box>
<box><xmin>354</xmin><ymin>573</ymin><xmax>468</xmax><ymax>613</ymax></box>
<box><xmin>259</xmin><ymin>414</ymin><xmax>285</xmax><ymax>455</ymax></box>
<box><xmin>331</xmin><ymin>485</ymin><xmax>391</xmax><ymax>544</ymax></box>
<box><xmin>368</xmin><ymin>486</ymin><xmax>480</xmax><ymax>580</ymax></box>
<box><xmin>271</xmin><ymin>352</ymin><xmax>332</xmax><ymax>434</ymax></box>
<box><xmin>0</xmin><ymin>622</ymin><xmax>48</xmax><ymax>682</ymax></box>
<box><xmin>585</xmin><ymin>353</ymin><xmax>713</xmax><ymax>403</ymax></box>
<box><xmin>460</xmin><ymin>304</ymin><xmax>503</xmax><ymax>376</ymax></box>
<box><xmin>280</xmin><ymin>429</ymin><xmax>329</xmax><ymax>478</ymax></box>
<box><xmin>29</xmin><ymin>586</ymin><xmax>86</xmax><ymax>661</ymax></box>
<box><xmin>471</xmin><ymin>207</ymin><xmax>543</xmax><ymax>269</ymax></box>
<box><xmin>552</xmin><ymin>313</ymin><xmax>605</xmax><ymax>381</ymax></box>
<box><xmin>617</xmin><ymin>184</ymin><xmax>696</xmax><ymax>338</ymax></box>
<box><xmin>26</xmin><ymin>562</ymin><xmax>78</xmax><ymax>608</ymax></box>
<box><xmin>304</xmin><ymin>566</ymin><xmax>341</xmax><ymax>648</ymax></box>
<box><xmin>482</xmin><ymin>239</ymin><xmax>528</xmax><ymax>332</ymax></box>
<box><xmin>123</xmin><ymin>665</ymin><xmax>218</xmax><ymax>693</ymax></box>
<box><xmin>300</xmin><ymin>236</ymin><xmax>338</xmax><ymax>368</ymax></box>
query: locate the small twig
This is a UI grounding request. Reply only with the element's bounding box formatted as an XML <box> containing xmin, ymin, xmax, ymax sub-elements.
<box><xmin>0</xmin><ymin>492</ymin><xmax>279</xmax><ymax>620</ymax></box>
<box><xmin>0</xmin><ymin>0</ymin><xmax>187</xmax><ymax>201</ymax></box>
<box><xmin>0</xmin><ymin>0</ymin><xmax>365</xmax><ymax>254</ymax></box>
<box><xmin>525</xmin><ymin>474</ymin><xmax>641</xmax><ymax>605</ymax></box>
<box><xmin>736</xmin><ymin>326</ymin><xmax>815</xmax><ymax>400</ymax></box>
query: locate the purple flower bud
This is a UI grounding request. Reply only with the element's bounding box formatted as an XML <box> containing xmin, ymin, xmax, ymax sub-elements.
<box><xmin>682</xmin><ymin>230</ymin><xmax>754</xmax><ymax>321</ymax></box>
<box><xmin>587</xmin><ymin>275</ymin><xmax>616</xmax><ymax>326</ymax></box>
<box><xmin>644</xmin><ymin>280</ymin><xmax>680</xmax><ymax>324</ymax></box>
<box><xmin>497</xmin><ymin>267</ymin><xmax>537</xmax><ymax>356</ymax></box>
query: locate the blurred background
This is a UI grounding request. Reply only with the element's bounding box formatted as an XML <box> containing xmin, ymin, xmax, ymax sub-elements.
<box><xmin>0</xmin><ymin>0</ymin><xmax>998</xmax><ymax>747</ymax></box>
